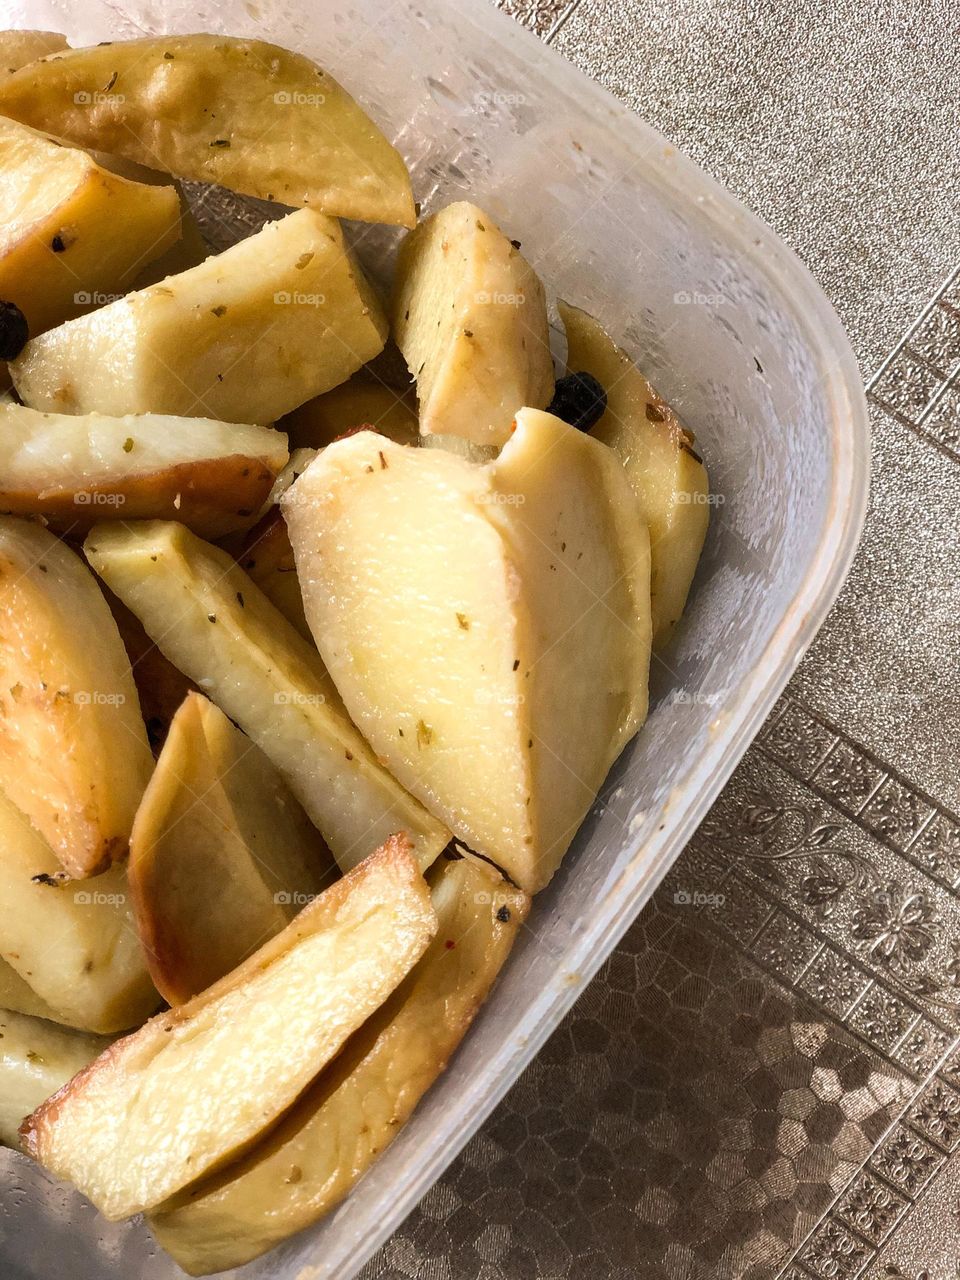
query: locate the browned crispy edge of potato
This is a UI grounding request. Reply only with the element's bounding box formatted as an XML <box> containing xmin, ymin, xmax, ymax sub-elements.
<box><xmin>0</xmin><ymin>454</ymin><xmax>279</xmax><ymax>539</ymax></box>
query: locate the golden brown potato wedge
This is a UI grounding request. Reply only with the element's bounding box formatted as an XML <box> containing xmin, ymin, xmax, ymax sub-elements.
<box><xmin>0</xmin><ymin>30</ymin><xmax>68</xmax><ymax>73</ymax></box>
<box><xmin>283</xmin><ymin>410</ymin><xmax>651</xmax><ymax>892</ymax></box>
<box><xmin>0</xmin><ymin>518</ymin><xmax>153</xmax><ymax>877</ymax></box>
<box><xmin>281</xmin><ymin>371</ymin><xmax>419</xmax><ymax>452</ymax></box>
<box><xmin>84</xmin><ymin>521</ymin><xmax>451</xmax><ymax>873</ymax></box>
<box><xmin>237</xmin><ymin>509</ymin><xmax>310</xmax><ymax>640</ymax></box>
<box><xmin>392</xmin><ymin>201</ymin><xmax>554</xmax><ymax>446</ymax></box>
<box><xmin>11</xmin><ymin>209</ymin><xmax>388</xmax><ymax>423</ymax></box>
<box><xmin>559</xmin><ymin>301</ymin><xmax>710</xmax><ymax>648</ymax></box>
<box><xmin>150</xmin><ymin>853</ymin><xmax>529</xmax><ymax>1273</ymax></box>
<box><xmin>21</xmin><ymin>837</ymin><xmax>436</xmax><ymax>1220</ymax></box>
<box><xmin>0</xmin><ymin>403</ymin><xmax>288</xmax><ymax>537</ymax></box>
<box><xmin>0</xmin><ymin>35</ymin><xmax>415</xmax><ymax>227</ymax></box>
<box><xmin>0</xmin><ymin>787</ymin><xmax>158</xmax><ymax>1034</ymax></box>
<box><xmin>131</xmin><ymin>692</ymin><xmax>338</xmax><ymax>1005</ymax></box>
<box><xmin>0</xmin><ymin>117</ymin><xmax>181</xmax><ymax>336</ymax></box>
<box><xmin>0</xmin><ymin>1008</ymin><xmax>108</xmax><ymax>1147</ymax></box>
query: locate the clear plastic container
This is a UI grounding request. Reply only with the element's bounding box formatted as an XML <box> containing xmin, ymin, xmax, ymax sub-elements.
<box><xmin>0</xmin><ymin>0</ymin><xmax>870</xmax><ymax>1276</ymax></box>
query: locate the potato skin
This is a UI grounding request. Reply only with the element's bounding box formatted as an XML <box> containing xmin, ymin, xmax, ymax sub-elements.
<box><xmin>0</xmin><ymin>454</ymin><xmax>277</xmax><ymax>538</ymax></box>
<box><xmin>150</xmin><ymin>854</ymin><xmax>529</xmax><ymax>1274</ymax></box>
<box><xmin>0</xmin><ymin>35</ymin><xmax>415</xmax><ymax>227</ymax></box>
<box><xmin>130</xmin><ymin>691</ymin><xmax>336</xmax><ymax>1005</ymax></box>
<box><xmin>20</xmin><ymin>837</ymin><xmax>436</xmax><ymax>1220</ymax></box>
<box><xmin>0</xmin><ymin>517</ymin><xmax>153</xmax><ymax>878</ymax></box>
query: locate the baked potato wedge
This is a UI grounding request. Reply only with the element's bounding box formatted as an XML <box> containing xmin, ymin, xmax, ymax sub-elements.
<box><xmin>560</xmin><ymin>301</ymin><xmax>710</xmax><ymax>648</ymax></box>
<box><xmin>84</xmin><ymin>521</ymin><xmax>451</xmax><ymax>873</ymax></box>
<box><xmin>150</xmin><ymin>853</ymin><xmax>529</xmax><ymax>1273</ymax></box>
<box><xmin>237</xmin><ymin>509</ymin><xmax>310</xmax><ymax>639</ymax></box>
<box><xmin>0</xmin><ymin>1009</ymin><xmax>108</xmax><ymax>1147</ymax></box>
<box><xmin>0</xmin><ymin>518</ymin><xmax>153</xmax><ymax>877</ymax></box>
<box><xmin>0</xmin><ymin>787</ymin><xmax>158</xmax><ymax>1034</ymax></box>
<box><xmin>131</xmin><ymin>692</ymin><xmax>337</xmax><ymax>1005</ymax></box>
<box><xmin>0</xmin><ymin>117</ymin><xmax>181</xmax><ymax>336</ymax></box>
<box><xmin>391</xmin><ymin>201</ymin><xmax>554</xmax><ymax>446</ymax></box>
<box><xmin>11</xmin><ymin>209</ymin><xmax>388</xmax><ymax>423</ymax></box>
<box><xmin>281</xmin><ymin>371</ymin><xmax>419</xmax><ymax>452</ymax></box>
<box><xmin>20</xmin><ymin>837</ymin><xmax>436</xmax><ymax>1220</ymax></box>
<box><xmin>107</xmin><ymin>591</ymin><xmax>196</xmax><ymax>755</ymax></box>
<box><xmin>0</xmin><ymin>960</ymin><xmax>66</xmax><ymax>1024</ymax></box>
<box><xmin>282</xmin><ymin>409</ymin><xmax>651</xmax><ymax>893</ymax></box>
<box><xmin>0</xmin><ymin>30</ymin><xmax>67</xmax><ymax>73</ymax></box>
<box><xmin>0</xmin><ymin>35</ymin><xmax>414</xmax><ymax>226</ymax></box>
<box><xmin>0</xmin><ymin>403</ymin><xmax>288</xmax><ymax>537</ymax></box>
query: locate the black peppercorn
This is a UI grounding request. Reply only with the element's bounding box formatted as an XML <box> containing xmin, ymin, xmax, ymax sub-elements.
<box><xmin>0</xmin><ymin>300</ymin><xmax>29</xmax><ymax>359</ymax></box>
<box><xmin>546</xmin><ymin>371</ymin><xmax>607</xmax><ymax>432</ymax></box>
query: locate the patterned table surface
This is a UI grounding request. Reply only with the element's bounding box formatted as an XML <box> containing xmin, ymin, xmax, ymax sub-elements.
<box><xmin>363</xmin><ymin>2</ymin><xmax>960</xmax><ymax>1277</ymax></box>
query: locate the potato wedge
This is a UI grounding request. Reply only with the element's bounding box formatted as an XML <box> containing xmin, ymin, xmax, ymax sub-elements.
<box><xmin>0</xmin><ymin>402</ymin><xmax>288</xmax><ymax>537</ymax></box>
<box><xmin>0</xmin><ymin>35</ymin><xmax>414</xmax><ymax>227</ymax></box>
<box><xmin>150</xmin><ymin>853</ymin><xmax>529</xmax><ymax>1273</ymax></box>
<box><xmin>0</xmin><ymin>30</ymin><xmax>68</xmax><ymax>73</ymax></box>
<box><xmin>0</xmin><ymin>787</ymin><xmax>158</xmax><ymax>1033</ymax></box>
<box><xmin>0</xmin><ymin>960</ymin><xmax>67</xmax><ymax>1024</ymax></box>
<box><xmin>21</xmin><ymin>837</ymin><xmax>436</xmax><ymax>1220</ymax></box>
<box><xmin>281</xmin><ymin>371</ymin><xmax>419</xmax><ymax>452</ymax></box>
<box><xmin>130</xmin><ymin>199</ymin><xmax>208</xmax><ymax>289</ymax></box>
<box><xmin>283</xmin><ymin>409</ymin><xmax>651</xmax><ymax>893</ymax></box>
<box><xmin>0</xmin><ymin>117</ymin><xmax>181</xmax><ymax>336</ymax></box>
<box><xmin>0</xmin><ymin>518</ymin><xmax>153</xmax><ymax>877</ymax></box>
<box><xmin>559</xmin><ymin>301</ymin><xmax>710</xmax><ymax>648</ymax></box>
<box><xmin>108</xmin><ymin>591</ymin><xmax>196</xmax><ymax>755</ymax></box>
<box><xmin>237</xmin><ymin>509</ymin><xmax>310</xmax><ymax>639</ymax></box>
<box><xmin>392</xmin><ymin>201</ymin><xmax>554</xmax><ymax>446</ymax></box>
<box><xmin>131</xmin><ymin>692</ymin><xmax>337</xmax><ymax>1005</ymax></box>
<box><xmin>84</xmin><ymin>521</ymin><xmax>451</xmax><ymax>873</ymax></box>
<box><xmin>0</xmin><ymin>1009</ymin><xmax>107</xmax><ymax>1147</ymax></box>
<box><xmin>11</xmin><ymin>209</ymin><xmax>388</xmax><ymax>423</ymax></box>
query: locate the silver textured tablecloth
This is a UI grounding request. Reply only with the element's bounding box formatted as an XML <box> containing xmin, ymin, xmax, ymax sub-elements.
<box><xmin>363</xmin><ymin>2</ymin><xmax>960</xmax><ymax>1277</ymax></box>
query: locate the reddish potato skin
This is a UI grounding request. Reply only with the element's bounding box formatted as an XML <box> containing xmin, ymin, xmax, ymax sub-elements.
<box><xmin>0</xmin><ymin>454</ymin><xmax>277</xmax><ymax>539</ymax></box>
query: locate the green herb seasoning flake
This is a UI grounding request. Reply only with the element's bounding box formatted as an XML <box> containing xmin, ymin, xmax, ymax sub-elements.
<box><xmin>416</xmin><ymin>719</ymin><xmax>434</xmax><ymax>749</ymax></box>
<box><xmin>122</xmin><ymin>437</ymin><xmax>134</xmax><ymax>453</ymax></box>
